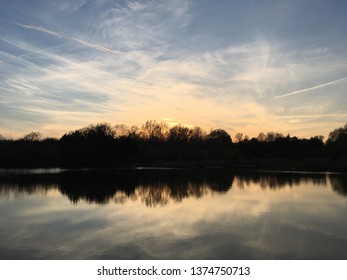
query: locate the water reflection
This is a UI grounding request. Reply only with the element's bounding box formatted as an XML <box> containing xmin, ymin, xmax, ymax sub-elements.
<box><xmin>235</xmin><ymin>171</ymin><xmax>330</xmax><ymax>189</ymax></box>
<box><xmin>0</xmin><ymin>169</ymin><xmax>346</xmax><ymax>206</ymax></box>
<box><xmin>329</xmin><ymin>175</ymin><xmax>347</xmax><ymax>196</ymax></box>
<box><xmin>0</xmin><ymin>169</ymin><xmax>233</xmax><ymax>206</ymax></box>
<box><xmin>1</xmin><ymin>169</ymin><xmax>347</xmax><ymax>259</ymax></box>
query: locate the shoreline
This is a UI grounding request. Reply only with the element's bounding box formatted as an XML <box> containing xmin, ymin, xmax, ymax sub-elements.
<box><xmin>1</xmin><ymin>157</ymin><xmax>347</xmax><ymax>173</ymax></box>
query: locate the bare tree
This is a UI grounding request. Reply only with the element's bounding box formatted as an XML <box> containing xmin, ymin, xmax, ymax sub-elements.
<box><xmin>21</xmin><ymin>132</ymin><xmax>42</xmax><ymax>141</ymax></box>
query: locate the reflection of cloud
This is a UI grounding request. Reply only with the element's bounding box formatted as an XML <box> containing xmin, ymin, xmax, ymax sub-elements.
<box><xmin>1</xmin><ymin>171</ymin><xmax>347</xmax><ymax>259</ymax></box>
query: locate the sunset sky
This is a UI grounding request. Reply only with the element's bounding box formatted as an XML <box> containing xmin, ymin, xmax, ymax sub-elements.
<box><xmin>1</xmin><ymin>0</ymin><xmax>347</xmax><ymax>139</ymax></box>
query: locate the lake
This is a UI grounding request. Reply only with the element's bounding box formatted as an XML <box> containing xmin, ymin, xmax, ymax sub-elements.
<box><xmin>0</xmin><ymin>168</ymin><xmax>346</xmax><ymax>259</ymax></box>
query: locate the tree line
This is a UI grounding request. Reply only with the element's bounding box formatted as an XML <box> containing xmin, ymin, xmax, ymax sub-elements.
<box><xmin>0</xmin><ymin>121</ymin><xmax>346</xmax><ymax>170</ymax></box>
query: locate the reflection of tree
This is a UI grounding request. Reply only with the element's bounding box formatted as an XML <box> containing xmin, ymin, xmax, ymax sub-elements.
<box><xmin>0</xmin><ymin>174</ymin><xmax>55</xmax><ymax>198</ymax></box>
<box><xmin>234</xmin><ymin>171</ymin><xmax>329</xmax><ymax>190</ymax></box>
<box><xmin>0</xmin><ymin>169</ymin><xmax>233</xmax><ymax>206</ymax></box>
<box><xmin>0</xmin><ymin>183</ymin><xmax>52</xmax><ymax>198</ymax></box>
<box><xmin>132</xmin><ymin>182</ymin><xmax>212</xmax><ymax>207</ymax></box>
<box><xmin>134</xmin><ymin>184</ymin><xmax>172</xmax><ymax>206</ymax></box>
<box><xmin>329</xmin><ymin>175</ymin><xmax>347</xmax><ymax>196</ymax></box>
<box><xmin>1</xmin><ymin>170</ymin><xmax>346</xmax><ymax>206</ymax></box>
<box><xmin>57</xmin><ymin>169</ymin><xmax>234</xmax><ymax>206</ymax></box>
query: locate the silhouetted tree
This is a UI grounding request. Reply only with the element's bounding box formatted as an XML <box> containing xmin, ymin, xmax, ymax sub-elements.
<box><xmin>234</xmin><ymin>133</ymin><xmax>244</xmax><ymax>142</ymax></box>
<box><xmin>114</xmin><ymin>124</ymin><xmax>130</xmax><ymax>138</ymax></box>
<box><xmin>168</xmin><ymin>124</ymin><xmax>190</xmax><ymax>143</ymax></box>
<box><xmin>265</xmin><ymin>131</ymin><xmax>284</xmax><ymax>142</ymax></box>
<box><xmin>189</xmin><ymin>126</ymin><xmax>206</xmax><ymax>143</ymax></box>
<box><xmin>141</xmin><ymin>120</ymin><xmax>169</xmax><ymax>141</ymax></box>
<box><xmin>20</xmin><ymin>131</ymin><xmax>42</xmax><ymax>141</ymax></box>
<box><xmin>60</xmin><ymin>123</ymin><xmax>119</xmax><ymax>166</ymax></box>
<box><xmin>257</xmin><ymin>132</ymin><xmax>266</xmax><ymax>142</ymax></box>
<box><xmin>207</xmin><ymin>129</ymin><xmax>232</xmax><ymax>144</ymax></box>
<box><xmin>1</xmin><ymin>121</ymin><xmax>347</xmax><ymax>170</ymax></box>
<box><xmin>326</xmin><ymin>123</ymin><xmax>347</xmax><ymax>157</ymax></box>
<box><xmin>327</xmin><ymin>123</ymin><xmax>347</xmax><ymax>143</ymax></box>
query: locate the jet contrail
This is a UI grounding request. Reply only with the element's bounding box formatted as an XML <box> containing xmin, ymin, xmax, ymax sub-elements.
<box><xmin>16</xmin><ymin>23</ymin><xmax>123</xmax><ymax>56</ymax></box>
<box><xmin>275</xmin><ymin>77</ymin><xmax>347</xmax><ymax>99</ymax></box>
<box><xmin>17</xmin><ymin>44</ymin><xmax>65</xmax><ymax>58</ymax></box>
<box><xmin>15</xmin><ymin>23</ymin><xmax>62</xmax><ymax>37</ymax></box>
<box><xmin>0</xmin><ymin>36</ymin><xmax>64</xmax><ymax>63</ymax></box>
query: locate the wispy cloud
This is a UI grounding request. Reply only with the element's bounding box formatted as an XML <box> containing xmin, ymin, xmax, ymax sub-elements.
<box><xmin>275</xmin><ymin>77</ymin><xmax>347</xmax><ymax>99</ymax></box>
<box><xmin>1</xmin><ymin>1</ymin><xmax>346</xmax><ymax>139</ymax></box>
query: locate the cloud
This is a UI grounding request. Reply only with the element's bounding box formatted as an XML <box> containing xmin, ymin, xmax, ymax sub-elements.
<box><xmin>2</xmin><ymin>29</ymin><xmax>343</xmax><ymax>138</ymax></box>
<box><xmin>275</xmin><ymin>77</ymin><xmax>347</xmax><ymax>99</ymax></box>
<box><xmin>1</xmin><ymin>1</ymin><xmax>346</xmax><ymax>139</ymax></box>
<box><xmin>53</xmin><ymin>0</ymin><xmax>87</xmax><ymax>13</ymax></box>
<box><xmin>96</xmin><ymin>0</ymin><xmax>191</xmax><ymax>52</ymax></box>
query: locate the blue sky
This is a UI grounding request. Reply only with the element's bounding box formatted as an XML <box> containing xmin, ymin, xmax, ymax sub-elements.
<box><xmin>1</xmin><ymin>0</ymin><xmax>347</xmax><ymax>139</ymax></box>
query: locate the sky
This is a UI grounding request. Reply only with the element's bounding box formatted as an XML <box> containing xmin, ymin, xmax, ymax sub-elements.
<box><xmin>0</xmin><ymin>0</ymin><xmax>347</xmax><ymax>139</ymax></box>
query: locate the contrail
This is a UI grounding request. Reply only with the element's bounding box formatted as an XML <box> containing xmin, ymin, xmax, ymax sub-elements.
<box><xmin>0</xmin><ymin>36</ymin><xmax>64</xmax><ymax>63</ymax></box>
<box><xmin>15</xmin><ymin>23</ymin><xmax>62</xmax><ymax>37</ymax></box>
<box><xmin>17</xmin><ymin>44</ymin><xmax>65</xmax><ymax>58</ymax></box>
<box><xmin>275</xmin><ymin>77</ymin><xmax>347</xmax><ymax>99</ymax></box>
<box><xmin>16</xmin><ymin>23</ymin><xmax>123</xmax><ymax>56</ymax></box>
<box><xmin>70</xmin><ymin>37</ymin><xmax>124</xmax><ymax>55</ymax></box>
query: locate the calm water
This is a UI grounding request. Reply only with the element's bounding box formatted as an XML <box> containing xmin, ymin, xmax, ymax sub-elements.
<box><xmin>0</xmin><ymin>168</ymin><xmax>346</xmax><ymax>259</ymax></box>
